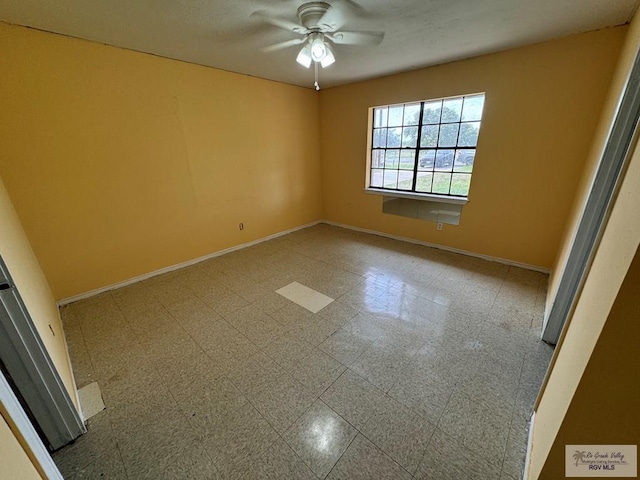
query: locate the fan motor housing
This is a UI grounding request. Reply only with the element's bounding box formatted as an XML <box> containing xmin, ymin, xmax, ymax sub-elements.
<box><xmin>297</xmin><ymin>2</ymin><xmax>331</xmax><ymax>30</ymax></box>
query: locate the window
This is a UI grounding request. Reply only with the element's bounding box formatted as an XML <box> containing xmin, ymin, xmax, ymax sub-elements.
<box><xmin>368</xmin><ymin>93</ymin><xmax>485</xmax><ymax>198</ymax></box>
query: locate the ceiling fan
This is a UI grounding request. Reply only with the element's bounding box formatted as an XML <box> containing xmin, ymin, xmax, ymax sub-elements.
<box><xmin>252</xmin><ymin>1</ymin><xmax>384</xmax><ymax>89</ymax></box>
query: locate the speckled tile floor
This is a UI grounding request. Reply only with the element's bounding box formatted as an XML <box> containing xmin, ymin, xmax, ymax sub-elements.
<box><xmin>54</xmin><ymin>224</ymin><xmax>553</xmax><ymax>479</ymax></box>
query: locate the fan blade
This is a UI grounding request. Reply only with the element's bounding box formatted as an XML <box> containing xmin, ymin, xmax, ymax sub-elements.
<box><xmin>328</xmin><ymin>31</ymin><xmax>384</xmax><ymax>46</ymax></box>
<box><xmin>251</xmin><ymin>10</ymin><xmax>307</xmax><ymax>34</ymax></box>
<box><xmin>262</xmin><ymin>37</ymin><xmax>306</xmax><ymax>52</ymax></box>
<box><xmin>318</xmin><ymin>0</ymin><xmax>366</xmax><ymax>31</ymax></box>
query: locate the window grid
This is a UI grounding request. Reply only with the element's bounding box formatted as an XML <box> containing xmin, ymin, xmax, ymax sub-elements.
<box><xmin>370</xmin><ymin>93</ymin><xmax>484</xmax><ymax>198</ymax></box>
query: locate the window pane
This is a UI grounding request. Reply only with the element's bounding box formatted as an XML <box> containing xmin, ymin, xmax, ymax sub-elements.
<box><xmin>438</xmin><ymin>124</ymin><xmax>459</xmax><ymax>147</ymax></box>
<box><xmin>458</xmin><ymin>122</ymin><xmax>480</xmax><ymax>146</ymax></box>
<box><xmin>383</xmin><ymin>169</ymin><xmax>398</xmax><ymax>189</ymax></box>
<box><xmin>371</xmin><ymin>150</ymin><xmax>385</xmax><ymax>168</ymax></box>
<box><xmin>384</xmin><ymin>150</ymin><xmax>400</xmax><ymax>169</ymax></box>
<box><xmin>399</xmin><ymin>150</ymin><xmax>416</xmax><ymax>170</ymax></box>
<box><xmin>373</xmin><ymin>128</ymin><xmax>386</xmax><ymax>148</ymax></box>
<box><xmin>422</xmin><ymin>100</ymin><xmax>442</xmax><ymax>124</ymax></box>
<box><xmin>403</xmin><ymin>103</ymin><xmax>421</xmax><ymax>125</ymax></box>
<box><xmin>420</xmin><ymin>125</ymin><xmax>439</xmax><ymax>147</ymax></box>
<box><xmin>433</xmin><ymin>172</ymin><xmax>452</xmax><ymax>194</ymax></box>
<box><xmin>387</xmin><ymin>127</ymin><xmax>401</xmax><ymax>148</ymax></box>
<box><xmin>461</xmin><ymin>95</ymin><xmax>485</xmax><ymax>122</ymax></box>
<box><xmin>450</xmin><ymin>173</ymin><xmax>471</xmax><ymax>196</ymax></box>
<box><xmin>370</xmin><ymin>169</ymin><xmax>383</xmax><ymax>187</ymax></box>
<box><xmin>401</xmin><ymin>127</ymin><xmax>418</xmax><ymax>147</ymax></box>
<box><xmin>397</xmin><ymin>171</ymin><xmax>414</xmax><ymax>190</ymax></box>
<box><xmin>388</xmin><ymin>105</ymin><xmax>404</xmax><ymax>126</ymax></box>
<box><xmin>435</xmin><ymin>149</ymin><xmax>454</xmax><ymax>171</ymax></box>
<box><xmin>373</xmin><ymin>107</ymin><xmax>388</xmax><ymax>127</ymax></box>
<box><xmin>415</xmin><ymin>172</ymin><xmax>433</xmax><ymax>193</ymax></box>
<box><xmin>418</xmin><ymin>150</ymin><xmax>435</xmax><ymax>170</ymax></box>
<box><xmin>454</xmin><ymin>150</ymin><xmax>475</xmax><ymax>172</ymax></box>
<box><xmin>441</xmin><ymin>98</ymin><xmax>462</xmax><ymax>123</ymax></box>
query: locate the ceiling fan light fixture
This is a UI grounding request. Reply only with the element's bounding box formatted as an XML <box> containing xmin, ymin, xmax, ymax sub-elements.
<box><xmin>320</xmin><ymin>44</ymin><xmax>335</xmax><ymax>68</ymax></box>
<box><xmin>256</xmin><ymin>1</ymin><xmax>386</xmax><ymax>87</ymax></box>
<box><xmin>296</xmin><ymin>44</ymin><xmax>312</xmax><ymax>68</ymax></box>
<box><xmin>310</xmin><ymin>34</ymin><xmax>327</xmax><ymax>62</ymax></box>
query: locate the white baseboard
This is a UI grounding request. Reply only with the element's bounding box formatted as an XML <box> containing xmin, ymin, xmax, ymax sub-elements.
<box><xmin>57</xmin><ymin>221</ymin><xmax>321</xmax><ymax>306</ymax></box>
<box><xmin>58</xmin><ymin>218</ymin><xmax>549</xmax><ymax>306</ymax></box>
<box><xmin>523</xmin><ymin>411</ymin><xmax>536</xmax><ymax>480</ymax></box>
<box><xmin>323</xmin><ymin>220</ymin><xmax>551</xmax><ymax>274</ymax></box>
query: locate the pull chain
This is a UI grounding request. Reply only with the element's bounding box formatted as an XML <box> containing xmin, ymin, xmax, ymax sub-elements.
<box><xmin>314</xmin><ymin>61</ymin><xmax>320</xmax><ymax>91</ymax></box>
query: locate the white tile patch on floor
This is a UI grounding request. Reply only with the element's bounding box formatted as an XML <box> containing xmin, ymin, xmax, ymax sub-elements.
<box><xmin>276</xmin><ymin>282</ymin><xmax>334</xmax><ymax>313</ymax></box>
<box><xmin>78</xmin><ymin>382</ymin><xmax>105</xmax><ymax>421</ymax></box>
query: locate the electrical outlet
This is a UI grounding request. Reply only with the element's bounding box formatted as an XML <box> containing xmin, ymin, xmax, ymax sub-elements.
<box><xmin>239</xmin><ymin>223</ymin><xmax>244</xmax><ymax>231</ymax></box>
<box><xmin>437</xmin><ymin>222</ymin><xmax>443</xmax><ymax>231</ymax></box>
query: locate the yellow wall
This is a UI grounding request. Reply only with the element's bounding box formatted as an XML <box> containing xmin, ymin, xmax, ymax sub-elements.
<box><xmin>0</xmin><ymin>23</ymin><xmax>627</xmax><ymax>298</ymax></box>
<box><xmin>0</xmin><ymin>23</ymin><xmax>322</xmax><ymax>300</ymax></box>
<box><xmin>0</xmin><ymin>414</ymin><xmax>41</xmax><ymax>480</ymax></box>
<box><xmin>0</xmin><ymin>177</ymin><xmax>78</xmax><ymax>406</ymax></box>
<box><xmin>319</xmin><ymin>27</ymin><xmax>626</xmax><ymax>269</ymax></box>
<box><xmin>537</xmin><ymin>244</ymin><xmax>640</xmax><ymax>478</ymax></box>
<box><xmin>529</xmin><ymin>13</ymin><xmax>640</xmax><ymax>478</ymax></box>
<box><xmin>546</xmin><ymin>18</ymin><xmax>640</xmax><ymax>325</ymax></box>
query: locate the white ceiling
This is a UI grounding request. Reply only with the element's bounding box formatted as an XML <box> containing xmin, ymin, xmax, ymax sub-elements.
<box><xmin>1</xmin><ymin>0</ymin><xmax>638</xmax><ymax>89</ymax></box>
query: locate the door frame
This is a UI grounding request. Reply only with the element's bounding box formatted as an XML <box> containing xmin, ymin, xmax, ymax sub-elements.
<box><xmin>0</xmin><ymin>369</ymin><xmax>64</xmax><ymax>479</ymax></box>
<box><xmin>0</xmin><ymin>256</ymin><xmax>85</xmax><ymax>451</ymax></box>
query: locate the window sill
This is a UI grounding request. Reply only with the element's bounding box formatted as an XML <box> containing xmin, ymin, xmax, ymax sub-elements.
<box><xmin>364</xmin><ymin>188</ymin><xmax>469</xmax><ymax>205</ymax></box>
